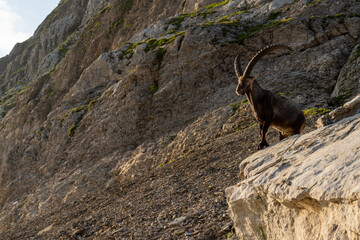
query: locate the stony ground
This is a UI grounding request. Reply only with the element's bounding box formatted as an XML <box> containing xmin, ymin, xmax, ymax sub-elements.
<box><xmin>0</xmin><ymin>108</ymin><xmax>318</xmax><ymax>240</ymax></box>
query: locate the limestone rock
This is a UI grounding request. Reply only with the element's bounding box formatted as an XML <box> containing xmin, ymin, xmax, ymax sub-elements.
<box><xmin>226</xmin><ymin>113</ymin><xmax>360</xmax><ymax>240</ymax></box>
<box><xmin>317</xmin><ymin>94</ymin><xmax>360</xmax><ymax>127</ymax></box>
<box><xmin>331</xmin><ymin>43</ymin><xmax>360</xmax><ymax>103</ymax></box>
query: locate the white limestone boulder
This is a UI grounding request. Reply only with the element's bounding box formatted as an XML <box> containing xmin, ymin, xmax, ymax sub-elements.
<box><xmin>226</xmin><ymin>113</ymin><xmax>360</xmax><ymax>240</ymax></box>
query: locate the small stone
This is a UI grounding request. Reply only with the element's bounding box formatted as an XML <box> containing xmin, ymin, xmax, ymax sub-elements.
<box><xmin>37</xmin><ymin>225</ymin><xmax>53</xmax><ymax>236</ymax></box>
<box><xmin>169</xmin><ymin>216</ymin><xmax>187</xmax><ymax>226</ymax></box>
<box><xmin>174</xmin><ymin>229</ymin><xmax>185</xmax><ymax>235</ymax></box>
<box><xmin>221</xmin><ymin>222</ymin><xmax>233</xmax><ymax>233</ymax></box>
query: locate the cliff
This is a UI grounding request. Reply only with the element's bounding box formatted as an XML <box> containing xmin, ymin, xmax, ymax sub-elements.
<box><xmin>227</xmin><ymin>103</ymin><xmax>360</xmax><ymax>239</ymax></box>
<box><xmin>0</xmin><ymin>0</ymin><xmax>359</xmax><ymax>239</ymax></box>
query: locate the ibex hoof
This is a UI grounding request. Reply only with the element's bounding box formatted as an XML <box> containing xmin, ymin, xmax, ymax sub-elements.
<box><xmin>258</xmin><ymin>143</ymin><xmax>269</xmax><ymax>150</ymax></box>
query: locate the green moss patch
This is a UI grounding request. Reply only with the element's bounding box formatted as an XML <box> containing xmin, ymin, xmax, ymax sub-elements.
<box><xmin>203</xmin><ymin>0</ymin><xmax>230</xmax><ymax>10</ymax></box>
<box><xmin>323</xmin><ymin>13</ymin><xmax>346</xmax><ymax>24</ymax></box>
<box><xmin>306</xmin><ymin>0</ymin><xmax>323</xmax><ymax>6</ymax></box>
<box><xmin>268</xmin><ymin>11</ymin><xmax>281</xmax><ymax>20</ymax></box>
<box><xmin>58</xmin><ymin>105</ymin><xmax>87</xmax><ymax>134</ymax></box>
<box><xmin>144</xmin><ymin>31</ymin><xmax>185</xmax><ymax>52</ymax></box>
<box><xmin>67</xmin><ymin>107</ymin><xmax>87</xmax><ymax>137</ymax></box>
<box><xmin>276</xmin><ymin>92</ymin><xmax>293</xmax><ymax>96</ymax></box>
<box><xmin>228</xmin><ymin>102</ymin><xmax>242</xmax><ymax>111</ymax></box>
<box><xmin>303</xmin><ymin>107</ymin><xmax>331</xmax><ymax>116</ymax></box>
<box><xmin>12</xmin><ymin>66</ymin><xmax>26</xmax><ymax>77</ymax></box>
<box><xmin>217</xmin><ymin>17</ymin><xmax>240</xmax><ymax>26</ymax></box>
<box><xmin>118</xmin><ymin>42</ymin><xmax>143</xmax><ymax>60</ymax></box>
<box><xmin>118</xmin><ymin>0</ymin><xmax>133</xmax><ymax>12</ymax></box>
<box><xmin>98</xmin><ymin>4</ymin><xmax>111</xmax><ymax>15</ymax></box>
<box><xmin>235</xmin><ymin>18</ymin><xmax>294</xmax><ymax>44</ymax></box>
<box><xmin>88</xmin><ymin>100</ymin><xmax>96</xmax><ymax>111</ymax></box>
<box><xmin>117</xmin><ymin>31</ymin><xmax>184</xmax><ymax>61</ymax></box>
<box><xmin>0</xmin><ymin>84</ymin><xmax>31</xmax><ymax>118</ymax></box>
<box><xmin>201</xmin><ymin>11</ymin><xmax>248</xmax><ymax>28</ymax></box>
<box><xmin>155</xmin><ymin>47</ymin><xmax>167</xmax><ymax>69</ymax></box>
<box><xmin>150</xmin><ymin>82</ymin><xmax>159</xmax><ymax>94</ymax></box>
<box><xmin>167</xmin><ymin>15</ymin><xmax>187</xmax><ymax>30</ymax></box>
<box><xmin>333</xmin><ymin>91</ymin><xmax>352</xmax><ymax>106</ymax></box>
<box><xmin>113</xmin><ymin>19</ymin><xmax>124</xmax><ymax>28</ymax></box>
<box><xmin>165</xmin><ymin>2</ymin><xmax>222</xmax><ymax>31</ymax></box>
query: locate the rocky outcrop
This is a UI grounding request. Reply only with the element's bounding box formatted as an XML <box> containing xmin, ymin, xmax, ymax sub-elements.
<box><xmin>226</xmin><ymin>108</ymin><xmax>360</xmax><ymax>240</ymax></box>
<box><xmin>317</xmin><ymin>94</ymin><xmax>360</xmax><ymax>127</ymax></box>
<box><xmin>331</xmin><ymin>44</ymin><xmax>360</xmax><ymax>104</ymax></box>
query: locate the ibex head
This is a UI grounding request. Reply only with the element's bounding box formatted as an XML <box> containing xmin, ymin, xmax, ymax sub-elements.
<box><xmin>234</xmin><ymin>45</ymin><xmax>292</xmax><ymax>96</ymax></box>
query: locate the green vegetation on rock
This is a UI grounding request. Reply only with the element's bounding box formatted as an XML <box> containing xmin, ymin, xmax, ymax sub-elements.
<box><xmin>150</xmin><ymin>82</ymin><xmax>159</xmax><ymax>94</ymax></box>
<box><xmin>118</xmin><ymin>0</ymin><xmax>133</xmax><ymax>12</ymax></box>
<box><xmin>228</xmin><ymin>102</ymin><xmax>242</xmax><ymax>111</ymax></box>
<box><xmin>12</xmin><ymin>66</ymin><xmax>26</xmax><ymax>77</ymax></box>
<box><xmin>0</xmin><ymin>84</ymin><xmax>30</xmax><ymax>118</ymax></box>
<box><xmin>144</xmin><ymin>31</ymin><xmax>185</xmax><ymax>52</ymax></box>
<box><xmin>113</xmin><ymin>19</ymin><xmax>124</xmax><ymax>28</ymax></box>
<box><xmin>323</xmin><ymin>13</ymin><xmax>346</xmax><ymax>24</ymax></box>
<box><xmin>333</xmin><ymin>91</ymin><xmax>352</xmax><ymax>105</ymax></box>
<box><xmin>88</xmin><ymin>100</ymin><xmax>96</xmax><ymax>111</ymax></box>
<box><xmin>118</xmin><ymin>42</ymin><xmax>143</xmax><ymax>60</ymax></box>
<box><xmin>67</xmin><ymin>106</ymin><xmax>87</xmax><ymax>137</ymax></box>
<box><xmin>203</xmin><ymin>0</ymin><xmax>230</xmax><ymax>10</ymax></box>
<box><xmin>98</xmin><ymin>4</ymin><xmax>111</xmax><ymax>15</ymax></box>
<box><xmin>166</xmin><ymin>10</ymin><xmax>214</xmax><ymax>31</ymax></box>
<box><xmin>205</xmin><ymin>17</ymin><xmax>240</xmax><ymax>27</ymax></box>
<box><xmin>235</xmin><ymin>18</ymin><xmax>294</xmax><ymax>44</ymax></box>
<box><xmin>303</xmin><ymin>107</ymin><xmax>331</xmax><ymax>116</ymax></box>
<box><xmin>165</xmin><ymin>0</ymin><xmax>229</xmax><ymax>31</ymax></box>
<box><xmin>306</xmin><ymin>0</ymin><xmax>323</xmax><ymax>6</ymax></box>
<box><xmin>268</xmin><ymin>11</ymin><xmax>281</xmax><ymax>20</ymax></box>
<box><xmin>60</xmin><ymin>99</ymin><xmax>97</xmax><ymax>136</ymax></box>
<box><xmin>117</xmin><ymin>31</ymin><xmax>183</xmax><ymax>61</ymax></box>
<box><xmin>155</xmin><ymin>47</ymin><xmax>167</xmax><ymax>69</ymax></box>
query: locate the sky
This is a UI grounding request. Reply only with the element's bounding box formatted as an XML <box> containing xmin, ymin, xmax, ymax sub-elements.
<box><xmin>0</xmin><ymin>0</ymin><xmax>60</xmax><ymax>57</ymax></box>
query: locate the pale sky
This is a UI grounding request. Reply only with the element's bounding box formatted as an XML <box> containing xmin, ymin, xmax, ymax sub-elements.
<box><xmin>0</xmin><ymin>0</ymin><xmax>60</xmax><ymax>57</ymax></box>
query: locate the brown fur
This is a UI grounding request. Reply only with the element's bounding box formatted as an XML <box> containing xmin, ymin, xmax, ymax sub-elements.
<box><xmin>234</xmin><ymin>45</ymin><xmax>306</xmax><ymax>149</ymax></box>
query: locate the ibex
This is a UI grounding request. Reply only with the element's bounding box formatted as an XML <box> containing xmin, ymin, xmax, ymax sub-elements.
<box><xmin>234</xmin><ymin>45</ymin><xmax>305</xmax><ymax>149</ymax></box>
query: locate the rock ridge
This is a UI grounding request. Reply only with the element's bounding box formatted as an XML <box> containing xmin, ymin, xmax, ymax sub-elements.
<box><xmin>227</xmin><ymin>104</ymin><xmax>360</xmax><ymax>239</ymax></box>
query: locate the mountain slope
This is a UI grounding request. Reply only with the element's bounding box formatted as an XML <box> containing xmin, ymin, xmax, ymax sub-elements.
<box><xmin>0</xmin><ymin>0</ymin><xmax>359</xmax><ymax>239</ymax></box>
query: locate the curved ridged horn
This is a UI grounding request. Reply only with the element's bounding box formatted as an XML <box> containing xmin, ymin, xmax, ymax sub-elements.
<box><xmin>243</xmin><ymin>44</ymin><xmax>292</xmax><ymax>78</ymax></box>
<box><xmin>234</xmin><ymin>55</ymin><xmax>243</xmax><ymax>78</ymax></box>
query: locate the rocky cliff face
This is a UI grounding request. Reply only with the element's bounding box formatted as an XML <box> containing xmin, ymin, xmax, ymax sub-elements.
<box><xmin>226</xmin><ymin>107</ymin><xmax>360</xmax><ymax>240</ymax></box>
<box><xmin>0</xmin><ymin>0</ymin><xmax>359</xmax><ymax>239</ymax></box>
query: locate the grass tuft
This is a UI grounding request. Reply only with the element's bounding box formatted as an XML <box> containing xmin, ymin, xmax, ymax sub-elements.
<box><xmin>303</xmin><ymin>107</ymin><xmax>331</xmax><ymax>116</ymax></box>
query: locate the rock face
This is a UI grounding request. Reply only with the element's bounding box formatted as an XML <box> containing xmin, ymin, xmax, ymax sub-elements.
<box><xmin>226</xmin><ymin>112</ymin><xmax>360</xmax><ymax>240</ymax></box>
<box><xmin>316</xmin><ymin>94</ymin><xmax>360</xmax><ymax>128</ymax></box>
<box><xmin>331</xmin><ymin>44</ymin><xmax>360</xmax><ymax>103</ymax></box>
<box><xmin>0</xmin><ymin>0</ymin><xmax>360</xmax><ymax>239</ymax></box>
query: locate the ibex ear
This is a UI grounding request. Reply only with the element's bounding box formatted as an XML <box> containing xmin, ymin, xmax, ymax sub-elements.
<box><xmin>246</xmin><ymin>75</ymin><xmax>256</xmax><ymax>82</ymax></box>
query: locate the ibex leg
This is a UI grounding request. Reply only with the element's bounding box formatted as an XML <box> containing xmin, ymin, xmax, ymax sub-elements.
<box><xmin>258</xmin><ymin>121</ymin><xmax>270</xmax><ymax>149</ymax></box>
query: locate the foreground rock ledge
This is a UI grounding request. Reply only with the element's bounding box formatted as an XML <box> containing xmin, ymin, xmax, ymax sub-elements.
<box><xmin>226</xmin><ymin>114</ymin><xmax>360</xmax><ymax>240</ymax></box>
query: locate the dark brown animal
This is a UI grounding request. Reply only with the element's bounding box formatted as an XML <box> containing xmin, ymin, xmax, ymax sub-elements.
<box><xmin>234</xmin><ymin>45</ymin><xmax>305</xmax><ymax>149</ymax></box>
